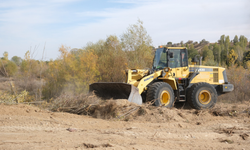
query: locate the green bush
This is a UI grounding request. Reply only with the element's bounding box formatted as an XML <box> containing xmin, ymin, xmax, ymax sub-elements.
<box><xmin>0</xmin><ymin>60</ymin><xmax>17</xmax><ymax>77</ymax></box>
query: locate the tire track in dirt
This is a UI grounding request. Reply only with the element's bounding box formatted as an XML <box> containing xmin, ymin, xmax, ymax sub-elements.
<box><xmin>0</xmin><ymin>102</ymin><xmax>250</xmax><ymax>150</ymax></box>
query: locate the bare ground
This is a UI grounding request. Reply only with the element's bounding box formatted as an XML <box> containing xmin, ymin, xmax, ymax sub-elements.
<box><xmin>0</xmin><ymin>101</ymin><xmax>250</xmax><ymax>150</ymax></box>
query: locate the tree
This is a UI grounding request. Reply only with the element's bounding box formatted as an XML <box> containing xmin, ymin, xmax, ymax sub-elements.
<box><xmin>208</xmin><ymin>44</ymin><xmax>213</xmax><ymax>50</ymax></box>
<box><xmin>218</xmin><ymin>35</ymin><xmax>227</xmax><ymax>65</ymax></box>
<box><xmin>43</xmin><ymin>45</ymin><xmax>100</xmax><ymax>98</ymax></box>
<box><xmin>0</xmin><ymin>52</ymin><xmax>17</xmax><ymax>76</ymax></box>
<box><xmin>202</xmin><ymin>45</ymin><xmax>214</xmax><ymax>60</ymax></box>
<box><xmin>20</xmin><ymin>51</ymin><xmax>40</xmax><ymax>78</ymax></box>
<box><xmin>70</xmin><ymin>48</ymin><xmax>83</xmax><ymax>59</ymax></box>
<box><xmin>244</xmin><ymin>51</ymin><xmax>250</xmax><ymax>61</ymax></box>
<box><xmin>225</xmin><ymin>36</ymin><xmax>230</xmax><ymax>57</ymax></box>
<box><xmin>77</xmin><ymin>49</ymin><xmax>100</xmax><ymax>90</ymax></box>
<box><xmin>180</xmin><ymin>41</ymin><xmax>184</xmax><ymax>47</ymax></box>
<box><xmin>85</xmin><ymin>40</ymin><xmax>105</xmax><ymax>56</ymax></box>
<box><xmin>98</xmin><ymin>35</ymin><xmax>127</xmax><ymax>82</ymax></box>
<box><xmin>206</xmin><ymin>50</ymin><xmax>214</xmax><ymax>61</ymax></box>
<box><xmin>202</xmin><ymin>45</ymin><xmax>215</xmax><ymax>66</ymax></box>
<box><xmin>234</xmin><ymin>45</ymin><xmax>244</xmax><ymax>63</ymax></box>
<box><xmin>4</xmin><ymin>61</ymin><xmax>17</xmax><ymax>76</ymax></box>
<box><xmin>167</xmin><ymin>42</ymin><xmax>172</xmax><ymax>47</ymax></box>
<box><xmin>85</xmin><ymin>36</ymin><xmax>127</xmax><ymax>82</ymax></box>
<box><xmin>200</xmin><ymin>39</ymin><xmax>209</xmax><ymax>45</ymax></box>
<box><xmin>11</xmin><ymin>56</ymin><xmax>22</xmax><ymax>66</ymax></box>
<box><xmin>245</xmin><ymin>61</ymin><xmax>250</xmax><ymax>69</ymax></box>
<box><xmin>228</xmin><ymin>49</ymin><xmax>238</xmax><ymax>66</ymax></box>
<box><xmin>187</xmin><ymin>44</ymin><xmax>198</xmax><ymax>59</ymax></box>
<box><xmin>219</xmin><ymin>35</ymin><xmax>225</xmax><ymax>45</ymax></box>
<box><xmin>121</xmin><ymin>19</ymin><xmax>153</xmax><ymax>68</ymax></box>
<box><xmin>186</xmin><ymin>40</ymin><xmax>193</xmax><ymax>44</ymax></box>
<box><xmin>213</xmin><ymin>43</ymin><xmax>221</xmax><ymax>65</ymax></box>
<box><xmin>3</xmin><ymin>51</ymin><xmax>8</xmax><ymax>60</ymax></box>
<box><xmin>243</xmin><ymin>51</ymin><xmax>250</xmax><ymax>68</ymax></box>
<box><xmin>233</xmin><ymin>35</ymin><xmax>239</xmax><ymax>46</ymax></box>
<box><xmin>239</xmin><ymin>35</ymin><xmax>248</xmax><ymax>50</ymax></box>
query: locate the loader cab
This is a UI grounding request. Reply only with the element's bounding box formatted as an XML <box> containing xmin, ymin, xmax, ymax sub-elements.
<box><xmin>153</xmin><ymin>48</ymin><xmax>168</xmax><ymax>70</ymax></box>
<box><xmin>153</xmin><ymin>47</ymin><xmax>189</xmax><ymax>77</ymax></box>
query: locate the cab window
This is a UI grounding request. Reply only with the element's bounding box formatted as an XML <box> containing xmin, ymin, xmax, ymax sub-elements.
<box><xmin>168</xmin><ymin>50</ymin><xmax>181</xmax><ymax>68</ymax></box>
<box><xmin>181</xmin><ymin>51</ymin><xmax>188</xmax><ymax>67</ymax></box>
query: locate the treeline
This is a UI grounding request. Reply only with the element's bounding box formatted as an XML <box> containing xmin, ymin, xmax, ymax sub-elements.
<box><xmin>185</xmin><ymin>35</ymin><xmax>249</xmax><ymax>67</ymax></box>
<box><xmin>0</xmin><ymin>20</ymin><xmax>153</xmax><ymax>100</ymax></box>
<box><xmin>1</xmin><ymin>19</ymin><xmax>250</xmax><ymax>102</ymax></box>
<box><xmin>164</xmin><ymin>35</ymin><xmax>249</xmax><ymax>67</ymax></box>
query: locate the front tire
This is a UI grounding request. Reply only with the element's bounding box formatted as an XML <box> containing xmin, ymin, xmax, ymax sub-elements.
<box><xmin>187</xmin><ymin>82</ymin><xmax>217</xmax><ymax>109</ymax></box>
<box><xmin>146</xmin><ymin>82</ymin><xmax>175</xmax><ymax>108</ymax></box>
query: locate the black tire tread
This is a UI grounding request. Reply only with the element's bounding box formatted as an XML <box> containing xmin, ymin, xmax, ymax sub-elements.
<box><xmin>187</xmin><ymin>82</ymin><xmax>217</xmax><ymax>109</ymax></box>
<box><xmin>146</xmin><ymin>82</ymin><xmax>174</xmax><ymax>107</ymax></box>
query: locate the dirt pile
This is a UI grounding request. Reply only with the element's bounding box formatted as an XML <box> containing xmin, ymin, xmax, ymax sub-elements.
<box><xmin>1</xmin><ymin>101</ymin><xmax>250</xmax><ymax>150</ymax></box>
<box><xmin>53</xmin><ymin>96</ymin><xmax>250</xmax><ymax>124</ymax></box>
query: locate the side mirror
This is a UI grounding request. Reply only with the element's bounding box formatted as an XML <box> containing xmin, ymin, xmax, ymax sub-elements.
<box><xmin>169</xmin><ymin>52</ymin><xmax>173</xmax><ymax>58</ymax></box>
<box><xmin>191</xmin><ymin>57</ymin><xmax>199</xmax><ymax>63</ymax></box>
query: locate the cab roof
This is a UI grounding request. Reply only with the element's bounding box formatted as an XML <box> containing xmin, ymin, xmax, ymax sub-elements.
<box><xmin>166</xmin><ymin>47</ymin><xmax>186</xmax><ymax>49</ymax></box>
<box><xmin>158</xmin><ymin>46</ymin><xmax>187</xmax><ymax>49</ymax></box>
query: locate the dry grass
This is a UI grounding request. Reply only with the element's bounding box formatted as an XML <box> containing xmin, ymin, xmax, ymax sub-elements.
<box><xmin>218</xmin><ymin>65</ymin><xmax>250</xmax><ymax>102</ymax></box>
<box><xmin>209</xmin><ymin>102</ymin><xmax>250</xmax><ymax>118</ymax></box>
<box><xmin>48</xmin><ymin>93</ymin><xmax>132</xmax><ymax>119</ymax></box>
<box><xmin>51</xmin><ymin>94</ymin><xmax>250</xmax><ymax>123</ymax></box>
<box><xmin>49</xmin><ymin>93</ymin><xmax>101</xmax><ymax>112</ymax></box>
<box><xmin>0</xmin><ymin>75</ymin><xmax>44</xmax><ymax>102</ymax></box>
<box><xmin>49</xmin><ymin>93</ymin><xmax>158</xmax><ymax>120</ymax></box>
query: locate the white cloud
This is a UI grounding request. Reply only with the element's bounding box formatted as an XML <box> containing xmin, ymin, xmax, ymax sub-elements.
<box><xmin>0</xmin><ymin>0</ymin><xmax>249</xmax><ymax>60</ymax></box>
<box><xmin>66</xmin><ymin>0</ymin><xmax>250</xmax><ymax>45</ymax></box>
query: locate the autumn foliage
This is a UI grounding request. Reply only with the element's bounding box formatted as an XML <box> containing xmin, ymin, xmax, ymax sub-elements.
<box><xmin>86</xmin><ymin>35</ymin><xmax>128</xmax><ymax>82</ymax></box>
<box><xmin>0</xmin><ymin>52</ymin><xmax>17</xmax><ymax>77</ymax></box>
<box><xmin>42</xmin><ymin>45</ymin><xmax>99</xmax><ymax>98</ymax></box>
<box><xmin>219</xmin><ymin>65</ymin><xmax>250</xmax><ymax>102</ymax></box>
<box><xmin>1</xmin><ymin>19</ymin><xmax>250</xmax><ymax>103</ymax></box>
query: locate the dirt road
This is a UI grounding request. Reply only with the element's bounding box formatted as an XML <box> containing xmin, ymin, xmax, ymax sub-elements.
<box><xmin>0</xmin><ymin>102</ymin><xmax>249</xmax><ymax>150</ymax></box>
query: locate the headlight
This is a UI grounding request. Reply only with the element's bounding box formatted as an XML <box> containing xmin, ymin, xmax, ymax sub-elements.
<box><xmin>164</xmin><ymin>68</ymin><xmax>169</xmax><ymax>72</ymax></box>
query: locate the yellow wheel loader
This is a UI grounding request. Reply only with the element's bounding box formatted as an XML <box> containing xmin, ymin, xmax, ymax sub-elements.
<box><xmin>89</xmin><ymin>47</ymin><xmax>234</xmax><ymax>109</ymax></box>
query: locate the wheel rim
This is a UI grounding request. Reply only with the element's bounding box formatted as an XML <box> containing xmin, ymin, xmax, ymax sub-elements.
<box><xmin>160</xmin><ymin>90</ymin><xmax>170</xmax><ymax>106</ymax></box>
<box><xmin>198</xmin><ymin>90</ymin><xmax>211</xmax><ymax>105</ymax></box>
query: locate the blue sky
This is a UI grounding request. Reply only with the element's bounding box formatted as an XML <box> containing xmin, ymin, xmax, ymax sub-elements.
<box><xmin>0</xmin><ymin>0</ymin><xmax>249</xmax><ymax>60</ymax></box>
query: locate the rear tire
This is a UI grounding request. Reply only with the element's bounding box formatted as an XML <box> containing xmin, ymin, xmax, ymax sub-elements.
<box><xmin>146</xmin><ymin>82</ymin><xmax>175</xmax><ymax>108</ymax></box>
<box><xmin>187</xmin><ymin>82</ymin><xmax>217</xmax><ymax>109</ymax></box>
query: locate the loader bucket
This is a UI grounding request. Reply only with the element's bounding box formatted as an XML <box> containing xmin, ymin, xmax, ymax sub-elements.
<box><xmin>89</xmin><ymin>82</ymin><xmax>142</xmax><ymax>105</ymax></box>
